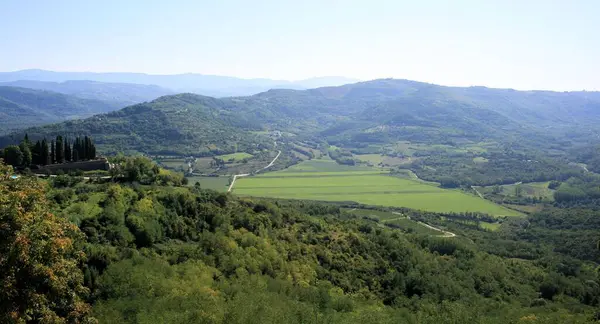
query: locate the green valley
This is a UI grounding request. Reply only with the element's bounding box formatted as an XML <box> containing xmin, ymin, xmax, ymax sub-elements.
<box><xmin>234</xmin><ymin>159</ymin><xmax>522</xmax><ymax>216</ymax></box>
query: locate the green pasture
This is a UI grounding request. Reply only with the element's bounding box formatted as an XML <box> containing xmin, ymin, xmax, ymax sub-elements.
<box><xmin>186</xmin><ymin>176</ymin><xmax>229</xmax><ymax>192</ymax></box>
<box><xmin>234</xmin><ymin>160</ymin><xmax>523</xmax><ymax>216</ymax></box>
<box><xmin>216</xmin><ymin>152</ymin><xmax>253</xmax><ymax>161</ymax></box>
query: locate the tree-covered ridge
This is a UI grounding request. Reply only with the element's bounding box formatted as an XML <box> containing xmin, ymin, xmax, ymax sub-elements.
<box><xmin>0</xmin><ymin>94</ymin><xmax>274</xmax><ymax>156</ymax></box>
<box><xmin>5</xmin><ymin>78</ymin><xmax>600</xmax><ymax>156</ymax></box>
<box><xmin>2</xmin><ymin>157</ymin><xmax>598</xmax><ymax>323</ymax></box>
<box><xmin>0</xmin><ymin>86</ymin><xmax>121</xmax><ymax>135</ymax></box>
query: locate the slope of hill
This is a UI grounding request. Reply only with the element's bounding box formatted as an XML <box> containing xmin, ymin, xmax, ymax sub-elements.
<box><xmin>0</xmin><ymin>80</ymin><xmax>173</xmax><ymax>106</ymax></box>
<box><xmin>0</xmin><ymin>69</ymin><xmax>359</xmax><ymax>97</ymax></box>
<box><xmin>4</xmin><ymin>78</ymin><xmax>600</xmax><ymax>160</ymax></box>
<box><xmin>0</xmin><ymin>86</ymin><xmax>121</xmax><ymax>134</ymax></box>
<box><xmin>226</xmin><ymin>79</ymin><xmax>600</xmax><ymax>148</ymax></box>
<box><xmin>1</xmin><ymin>93</ymin><xmax>274</xmax><ymax>155</ymax></box>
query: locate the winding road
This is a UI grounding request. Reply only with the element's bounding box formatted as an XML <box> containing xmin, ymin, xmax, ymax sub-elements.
<box><xmin>416</xmin><ymin>221</ymin><xmax>457</xmax><ymax>238</ymax></box>
<box><xmin>227</xmin><ymin>150</ymin><xmax>281</xmax><ymax>192</ymax></box>
<box><xmin>388</xmin><ymin>212</ymin><xmax>457</xmax><ymax>238</ymax></box>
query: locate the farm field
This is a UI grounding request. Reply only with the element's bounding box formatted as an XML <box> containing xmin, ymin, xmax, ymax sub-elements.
<box><xmin>216</xmin><ymin>152</ymin><xmax>253</xmax><ymax>161</ymax></box>
<box><xmin>186</xmin><ymin>176</ymin><xmax>229</xmax><ymax>192</ymax></box>
<box><xmin>355</xmin><ymin>154</ymin><xmax>412</xmax><ymax>167</ymax></box>
<box><xmin>158</xmin><ymin>159</ymin><xmax>187</xmax><ymax>170</ymax></box>
<box><xmin>476</xmin><ymin>181</ymin><xmax>555</xmax><ymax>201</ymax></box>
<box><xmin>234</xmin><ymin>160</ymin><xmax>523</xmax><ymax>216</ymax></box>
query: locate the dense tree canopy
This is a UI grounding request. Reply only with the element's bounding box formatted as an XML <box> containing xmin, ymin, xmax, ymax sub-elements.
<box><xmin>0</xmin><ymin>161</ymin><xmax>93</xmax><ymax>323</ymax></box>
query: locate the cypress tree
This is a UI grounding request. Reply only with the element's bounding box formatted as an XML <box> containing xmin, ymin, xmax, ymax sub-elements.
<box><xmin>83</xmin><ymin>136</ymin><xmax>90</xmax><ymax>160</ymax></box>
<box><xmin>32</xmin><ymin>141</ymin><xmax>42</xmax><ymax>165</ymax></box>
<box><xmin>55</xmin><ymin>136</ymin><xmax>64</xmax><ymax>163</ymax></box>
<box><xmin>50</xmin><ymin>140</ymin><xmax>55</xmax><ymax>164</ymax></box>
<box><xmin>72</xmin><ymin>137</ymin><xmax>79</xmax><ymax>162</ymax></box>
<box><xmin>64</xmin><ymin>138</ymin><xmax>71</xmax><ymax>162</ymax></box>
<box><xmin>90</xmin><ymin>138</ymin><xmax>96</xmax><ymax>159</ymax></box>
<box><xmin>41</xmin><ymin>139</ymin><xmax>49</xmax><ymax>165</ymax></box>
<box><xmin>19</xmin><ymin>141</ymin><xmax>32</xmax><ymax>167</ymax></box>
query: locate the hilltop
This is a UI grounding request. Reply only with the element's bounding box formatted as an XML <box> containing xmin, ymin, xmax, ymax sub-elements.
<box><xmin>4</xmin><ymin>78</ymin><xmax>600</xmax><ymax>162</ymax></box>
<box><xmin>0</xmin><ymin>93</ymin><xmax>274</xmax><ymax>155</ymax></box>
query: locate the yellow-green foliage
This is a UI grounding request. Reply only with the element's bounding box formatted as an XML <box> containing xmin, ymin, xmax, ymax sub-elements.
<box><xmin>217</xmin><ymin>152</ymin><xmax>253</xmax><ymax>162</ymax></box>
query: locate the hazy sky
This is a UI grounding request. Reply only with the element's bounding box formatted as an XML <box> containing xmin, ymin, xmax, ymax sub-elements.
<box><xmin>1</xmin><ymin>0</ymin><xmax>598</xmax><ymax>90</ymax></box>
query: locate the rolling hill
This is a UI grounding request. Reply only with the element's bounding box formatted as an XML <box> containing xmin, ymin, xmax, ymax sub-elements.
<box><xmin>0</xmin><ymin>80</ymin><xmax>173</xmax><ymax>106</ymax></box>
<box><xmin>3</xmin><ymin>78</ymin><xmax>600</xmax><ymax>157</ymax></box>
<box><xmin>0</xmin><ymin>86</ymin><xmax>122</xmax><ymax>134</ymax></box>
<box><xmin>0</xmin><ymin>93</ymin><xmax>274</xmax><ymax>155</ymax></box>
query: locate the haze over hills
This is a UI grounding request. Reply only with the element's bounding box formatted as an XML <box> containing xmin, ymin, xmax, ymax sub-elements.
<box><xmin>0</xmin><ymin>86</ymin><xmax>121</xmax><ymax>135</ymax></box>
<box><xmin>0</xmin><ymin>69</ymin><xmax>360</xmax><ymax>97</ymax></box>
<box><xmin>0</xmin><ymin>80</ymin><xmax>173</xmax><ymax>106</ymax></box>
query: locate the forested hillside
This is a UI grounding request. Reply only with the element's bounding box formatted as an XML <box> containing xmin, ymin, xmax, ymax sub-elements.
<box><xmin>0</xmin><ymin>94</ymin><xmax>275</xmax><ymax>156</ymax></box>
<box><xmin>0</xmin><ymin>86</ymin><xmax>121</xmax><ymax>134</ymax></box>
<box><xmin>6</xmin><ymin>79</ymin><xmax>600</xmax><ymax>152</ymax></box>
<box><xmin>4</xmin><ymin>78</ymin><xmax>600</xmax><ymax>186</ymax></box>
<box><xmin>1</xmin><ymin>159</ymin><xmax>599</xmax><ymax>323</ymax></box>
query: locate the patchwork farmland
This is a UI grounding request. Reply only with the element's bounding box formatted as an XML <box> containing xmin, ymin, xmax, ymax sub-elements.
<box><xmin>233</xmin><ymin>159</ymin><xmax>523</xmax><ymax>216</ymax></box>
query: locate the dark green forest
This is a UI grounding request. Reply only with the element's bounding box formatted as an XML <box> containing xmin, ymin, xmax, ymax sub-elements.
<box><xmin>0</xmin><ymin>134</ymin><xmax>98</xmax><ymax>168</ymax></box>
<box><xmin>2</xmin><ymin>158</ymin><xmax>600</xmax><ymax>323</ymax></box>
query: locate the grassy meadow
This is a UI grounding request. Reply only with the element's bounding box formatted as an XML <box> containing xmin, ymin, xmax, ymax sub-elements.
<box><xmin>234</xmin><ymin>159</ymin><xmax>523</xmax><ymax>216</ymax></box>
<box><xmin>186</xmin><ymin>176</ymin><xmax>229</xmax><ymax>192</ymax></box>
<box><xmin>216</xmin><ymin>152</ymin><xmax>253</xmax><ymax>161</ymax></box>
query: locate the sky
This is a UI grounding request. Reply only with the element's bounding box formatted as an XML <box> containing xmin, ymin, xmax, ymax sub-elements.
<box><xmin>0</xmin><ymin>0</ymin><xmax>598</xmax><ymax>90</ymax></box>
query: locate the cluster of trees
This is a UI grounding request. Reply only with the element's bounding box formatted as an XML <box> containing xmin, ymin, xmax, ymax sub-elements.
<box><xmin>109</xmin><ymin>155</ymin><xmax>187</xmax><ymax>186</ymax></box>
<box><xmin>2</xmin><ymin>157</ymin><xmax>598</xmax><ymax>323</ymax></box>
<box><xmin>328</xmin><ymin>148</ymin><xmax>357</xmax><ymax>165</ymax></box>
<box><xmin>0</xmin><ymin>161</ymin><xmax>92</xmax><ymax>322</ymax></box>
<box><xmin>0</xmin><ymin>134</ymin><xmax>97</xmax><ymax>168</ymax></box>
<box><xmin>410</xmin><ymin>152</ymin><xmax>583</xmax><ymax>187</ymax></box>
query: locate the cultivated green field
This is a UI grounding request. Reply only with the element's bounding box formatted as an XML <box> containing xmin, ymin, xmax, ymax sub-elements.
<box><xmin>158</xmin><ymin>159</ymin><xmax>187</xmax><ymax>170</ymax></box>
<box><xmin>234</xmin><ymin>160</ymin><xmax>523</xmax><ymax>216</ymax></box>
<box><xmin>355</xmin><ymin>154</ymin><xmax>412</xmax><ymax>167</ymax></box>
<box><xmin>216</xmin><ymin>152</ymin><xmax>253</xmax><ymax>161</ymax></box>
<box><xmin>186</xmin><ymin>176</ymin><xmax>229</xmax><ymax>192</ymax></box>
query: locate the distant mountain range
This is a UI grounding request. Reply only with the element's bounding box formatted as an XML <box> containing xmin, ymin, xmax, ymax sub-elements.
<box><xmin>4</xmin><ymin>78</ymin><xmax>600</xmax><ymax>156</ymax></box>
<box><xmin>0</xmin><ymin>86</ymin><xmax>121</xmax><ymax>134</ymax></box>
<box><xmin>0</xmin><ymin>69</ymin><xmax>360</xmax><ymax>97</ymax></box>
<box><xmin>0</xmin><ymin>80</ymin><xmax>173</xmax><ymax>106</ymax></box>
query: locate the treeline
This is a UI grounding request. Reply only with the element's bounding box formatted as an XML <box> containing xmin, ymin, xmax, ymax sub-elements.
<box><xmin>0</xmin><ymin>134</ymin><xmax>97</xmax><ymax>168</ymax></box>
<box><xmin>410</xmin><ymin>152</ymin><xmax>582</xmax><ymax>187</ymax></box>
<box><xmin>328</xmin><ymin>148</ymin><xmax>357</xmax><ymax>165</ymax></box>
